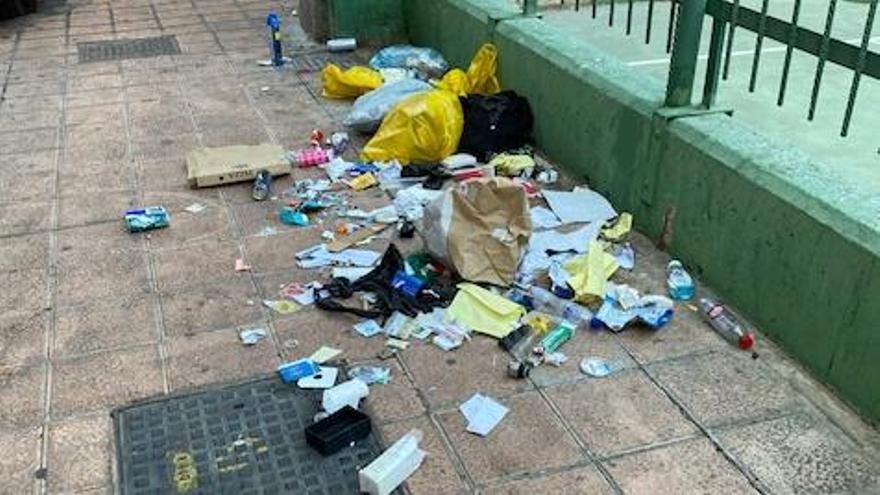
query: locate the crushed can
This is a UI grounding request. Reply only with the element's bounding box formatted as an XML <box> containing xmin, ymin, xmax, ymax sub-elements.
<box><xmin>124</xmin><ymin>206</ymin><xmax>170</xmax><ymax>233</ymax></box>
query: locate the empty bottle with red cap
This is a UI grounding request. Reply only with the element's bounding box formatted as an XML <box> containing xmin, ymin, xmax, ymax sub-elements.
<box><xmin>699</xmin><ymin>298</ymin><xmax>755</xmax><ymax>350</ymax></box>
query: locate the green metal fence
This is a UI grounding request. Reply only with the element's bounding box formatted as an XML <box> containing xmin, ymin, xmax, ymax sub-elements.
<box><xmin>522</xmin><ymin>0</ymin><xmax>879</xmax><ymax>137</ymax></box>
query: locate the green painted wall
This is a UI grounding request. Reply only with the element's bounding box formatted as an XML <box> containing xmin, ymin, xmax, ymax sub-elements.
<box><xmin>402</xmin><ymin>0</ymin><xmax>880</xmax><ymax>422</ymax></box>
<box><xmin>328</xmin><ymin>0</ymin><xmax>406</xmax><ymax>45</ymax></box>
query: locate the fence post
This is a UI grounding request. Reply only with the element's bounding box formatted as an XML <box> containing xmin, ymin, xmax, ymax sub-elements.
<box><xmin>523</xmin><ymin>0</ymin><xmax>539</xmax><ymax>15</ymax></box>
<box><xmin>702</xmin><ymin>17</ymin><xmax>726</xmax><ymax>108</ymax></box>
<box><xmin>665</xmin><ymin>0</ymin><xmax>708</xmax><ymax>107</ymax></box>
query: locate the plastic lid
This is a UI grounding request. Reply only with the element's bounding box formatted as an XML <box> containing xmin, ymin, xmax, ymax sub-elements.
<box><xmin>738</xmin><ymin>333</ymin><xmax>756</xmax><ymax>350</ymax></box>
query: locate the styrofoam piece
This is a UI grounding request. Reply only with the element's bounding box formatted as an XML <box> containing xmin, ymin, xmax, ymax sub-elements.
<box><xmin>358</xmin><ymin>429</ymin><xmax>426</xmax><ymax>495</ymax></box>
<box><xmin>322</xmin><ymin>378</ymin><xmax>369</xmax><ymax>414</ymax></box>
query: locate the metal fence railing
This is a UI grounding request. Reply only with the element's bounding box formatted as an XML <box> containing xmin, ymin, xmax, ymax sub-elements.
<box><xmin>521</xmin><ymin>0</ymin><xmax>879</xmax><ymax>137</ymax></box>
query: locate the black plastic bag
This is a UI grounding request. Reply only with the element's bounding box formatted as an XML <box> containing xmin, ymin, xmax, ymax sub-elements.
<box><xmin>458</xmin><ymin>91</ymin><xmax>534</xmax><ymax>162</ymax></box>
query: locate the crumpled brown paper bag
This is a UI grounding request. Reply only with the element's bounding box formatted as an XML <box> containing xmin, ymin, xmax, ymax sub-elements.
<box><xmin>419</xmin><ymin>178</ymin><xmax>531</xmax><ymax>286</ymax></box>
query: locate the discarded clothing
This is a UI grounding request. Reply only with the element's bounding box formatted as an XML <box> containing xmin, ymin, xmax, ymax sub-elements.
<box><xmin>315</xmin><ymin>244</ymin><xmax>455</xmax><ymax>320</ymax></box>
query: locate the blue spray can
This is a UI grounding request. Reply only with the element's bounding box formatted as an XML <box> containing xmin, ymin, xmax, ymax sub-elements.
<box><xmin>266</xmin><ymin>12</ymin><xmax>283</xmax><ymax>66</ymax></box>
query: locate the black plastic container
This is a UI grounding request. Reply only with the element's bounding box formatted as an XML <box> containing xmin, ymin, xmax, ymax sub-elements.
<box><xmin>305</xmin><ymin>406</ymin><xmax>372</xmax><ymax>456</ymax></box>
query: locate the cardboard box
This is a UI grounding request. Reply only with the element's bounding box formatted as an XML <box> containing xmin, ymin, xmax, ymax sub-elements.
<box><xmin>186</xmin><ymin>144</ymin><xmax>290</xmax><ymax>188</ymax></box>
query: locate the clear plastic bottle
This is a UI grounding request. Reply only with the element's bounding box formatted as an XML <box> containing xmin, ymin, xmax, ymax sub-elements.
<box><xmin>528</xmin><ymin>286</ymin><xmax>594</xmax><ymax>327</ymax></box>
<box><xmin>666</xmin><ymin>260</ymin><xmax>695</xmax><ymax>300</ymax></box>
<box><xmin>699</xmin><ymin>298</ymin><xmax>755</xmax><ymax>350</ymax></box>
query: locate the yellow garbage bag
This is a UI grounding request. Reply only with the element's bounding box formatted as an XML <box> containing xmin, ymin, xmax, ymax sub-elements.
<box><xmin>437</xmin><ymin>69</ymin><xmax>470</xmax><ymax>96</ymax></box>
<box><xmin>466</xmin><ymin>43</ymin><xmax>501</xmax><ymax>95</ymax></box>
<box><xmin>436</xmin><ymin>43</ymin><xmax>501</xmax><ymax>96</ymax></box>
<box><xmin>322</xmin><ymin>64</ymin><xmax>383</xmax><ymax>99</ymax></box>
<box><xmin>361</xmin><ymin>89</ymin><xmax>464</xmax><ymax>164</ymax></box>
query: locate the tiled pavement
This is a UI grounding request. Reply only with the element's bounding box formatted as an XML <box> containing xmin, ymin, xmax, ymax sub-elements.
<box><xmin>0</xmin><ymin>1</ymin><xmax>879</xmax><ymax>494</ymax></box>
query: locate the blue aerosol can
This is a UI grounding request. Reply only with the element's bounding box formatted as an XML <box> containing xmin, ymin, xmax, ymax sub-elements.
<box><xmin>266</xmin><ymin>12</ymin><xmax>283</xmax><ymax>66</ymax></box>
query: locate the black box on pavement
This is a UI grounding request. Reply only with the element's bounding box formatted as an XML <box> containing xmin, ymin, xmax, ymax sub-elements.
<box><xmin>305</xmin><ymin>406</ymin><xmax>372</xmax><ymax>456</ymax></box>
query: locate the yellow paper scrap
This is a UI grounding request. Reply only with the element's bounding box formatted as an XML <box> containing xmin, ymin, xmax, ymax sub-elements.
<box><xmin>565</xmin><ymin>241</ymin><xmax>619</xmax><ymax>303</ymax></box>
<box><xmin>386</xmin><ymin>338</ymin><xmax>409</xmax><ymax>350</ymax></box>
<box><xmin>447</xmin><ymin>283</ymin><xmax>525</xmax><ymax>339</ymax></box>
<box><xmin>602</xmin><ymin>212</ymin><xmax>633</xmax><ymax>242</ymax></box>
<box><xmin>347</xmin><ymin>172</ymin><xmax>377</xmax><ymax>191</ymax></box>
<box><xmin>309</xmin><ymin>346</ymin><xmax>342</xmax><ymax>364</ymax></box>
<box><xmin>489</xmin><ymin>154</ymin><xmax>536</xmax><ymax>177</ymax></box>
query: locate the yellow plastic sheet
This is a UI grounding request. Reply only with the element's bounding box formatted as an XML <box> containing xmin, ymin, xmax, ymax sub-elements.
<box><xmin>601</xmin><ymin>212</ymin><xmax>633</xmax><ymax>242</ymax></box>
<box><xmin>436</xmin><ymin>43</ymin><xmax>501</xmax><ymax>96</ymax></box>
<box><xmin>565</xmin><ymin>241</ymin><xmax>619</xmax><ymax>303</ymax></box>
<box><xmin>322</xmin><ymin>64</ymin><xmax>383</xmax><ymax>99</ymax></box>
<box><xmin>361</xmin><ymin>89</ymin><xmax>464</xmax><ymax>164</ymax></box>
<box><xmin>447</xmin><ymin>283</ymin><xmax>525</xmax><ymax>338</ymax></box>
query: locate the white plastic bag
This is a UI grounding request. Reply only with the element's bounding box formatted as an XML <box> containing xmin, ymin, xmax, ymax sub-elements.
<box><xmin>369</xmin><ymin>45</ymin><xmax>450</xmax><ymax>79</ymax></box>
<box><xmin>344</xmin><ymin>79</ymin><xmax>433</xmax><ymax>133</ymax></box>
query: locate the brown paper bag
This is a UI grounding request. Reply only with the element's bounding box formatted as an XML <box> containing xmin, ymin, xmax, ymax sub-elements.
<box><xmin>419</xmin><ymin>178</ymin><xmax>531</xmax><ymax>286</ymax></box>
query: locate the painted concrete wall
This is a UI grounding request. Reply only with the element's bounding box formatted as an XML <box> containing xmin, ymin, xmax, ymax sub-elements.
<box><xmin>328</xmin><ymin>0</ymin><xmax>406</xmax><ymax>45</ymax></box>
<box><xmin>402</xmin><ymin>0</ymin><xmax>880</xmax><ymax>422</ymax></box>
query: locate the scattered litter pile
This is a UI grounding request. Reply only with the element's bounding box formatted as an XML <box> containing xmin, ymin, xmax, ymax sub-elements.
<box><xmin>121</xmin><ymin>38</ymin><xmax>758</xmax><ymax>493</ymax></box>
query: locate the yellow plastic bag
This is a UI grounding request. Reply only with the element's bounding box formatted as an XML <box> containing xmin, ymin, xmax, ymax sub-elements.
<box><xmin>436</xmin><ymin>43</ymin><xmax>502</xmax><ymax>96</ymax></box>
<box><xmin>437</xmin><ymin>69</ymin><xmax>470</xmax><ymax>96</ymax></box>
<box><xmin>361</xmin><ymin>89</ymin><xmax>464</xmax><ymax>164</ymax></box>
<box><xmin>322</xmin><ymin>64</ymin><xmax>383</xmax><ymax>99</ymax></box>
<box><xmin>466</xmin><ymin>43</ymin><xmax>501</xmax><ymax>95</ymax></box>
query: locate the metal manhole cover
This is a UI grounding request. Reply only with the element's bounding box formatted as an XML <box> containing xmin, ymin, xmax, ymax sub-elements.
<box><xmin>78</xmin><ymin>35</ymin><xmax>181</xmax><ymax>64</ymax></box>
<box><xmin>113</xmin><ymin>377</ymin><xmax>387</xmax><ymax>495</ymax></box>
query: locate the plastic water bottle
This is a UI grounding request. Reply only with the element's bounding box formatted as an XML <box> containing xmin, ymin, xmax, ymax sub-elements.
<box><xmin>666</xmin><ymin>260</ymin><xmax>695</xmax><ymax>300</ymax></box>
<box><xmin>266</xmin><ymin>12</ymin><xmax>283</xmax><ymax>66</ymax></box>
<box><xmin>699</xmin><ymin>298</ymin><xmax>755</xmax><ymax>350</ymax></box>
<box><xmin>528</xmin><ymin>286</ymin><xmax>593</xmax><ymax>327</ymax></box>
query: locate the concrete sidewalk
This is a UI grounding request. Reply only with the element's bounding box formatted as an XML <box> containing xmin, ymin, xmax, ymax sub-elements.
<box><xmin>541</xmin><ymin>0</ymin><xmax>880</xmax><ymax>193</ymax></box>
<box><xmin>0</xmin><ymin>1</ymin><xmax>878</xmax><ymax>494</ymax></box>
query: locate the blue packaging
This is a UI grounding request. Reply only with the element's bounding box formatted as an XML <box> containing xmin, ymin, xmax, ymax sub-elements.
<box><xmin>277</xmin><ymin>359</ymin><xmax>320</xmax><ymax>384</ymax></box>
<box><xmin>391</xmin><ymin>270</ymin><xmax>424</xmax><ymax>298</ymax></box>
<box><xmin>124</xmin><ymin>206</ymin><xmax>170</xmax><ymax>233</ymax></box>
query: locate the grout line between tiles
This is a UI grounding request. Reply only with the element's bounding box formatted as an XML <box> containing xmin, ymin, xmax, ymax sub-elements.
<box><xmin>533</xmin><ymin>386</ymin><xmax>624</xmax><ymax>494</ymax></box>
<box><xmin>184</xmin><ymin>0</ymin><xmax>287</xmax><ymax>364</ymax></box>
<box><xmin>620</xmin><ymin>344</ymin><xmax>772</xmax><ymax>494</ymax></box>
<box><xmin>34</xmin><ymin>8</ymin><xmax>71</xmax><ymax>495</ymax></box>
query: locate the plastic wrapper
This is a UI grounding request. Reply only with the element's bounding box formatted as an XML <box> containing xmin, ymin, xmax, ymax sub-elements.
<box><xmin>369</xmin><ymin>45</ymin><xmax>449</xmax><ymax>79</ymax></box>
<box><xmin>344</xmin><ymin>79</ymin><xmax>433</xmax><ymax>133</ymax></box>
<box><xmin>322</xmin><ymin>64</ymin><xmax>383</xmax><ymax>99</ymax></box>
<box><xmin>361</xmin><ymin>90</ymin><xmax>464</xmax><ymax>165</ymax></box>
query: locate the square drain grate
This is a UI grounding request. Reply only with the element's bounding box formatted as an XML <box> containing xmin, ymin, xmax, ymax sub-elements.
<box><xmin>287</xmin><ymin>52</ymin><xmax>361</xmax><ymax>72</ymax></box>
<box><xmin>113</xmin><ymin>377</ymin><xmax>389</xmax><ymax>495</ymax></box>
<box><xmin>78</xmin><ymin>35</ymin><xmax>181</xmax><ymax>64</ymax></box>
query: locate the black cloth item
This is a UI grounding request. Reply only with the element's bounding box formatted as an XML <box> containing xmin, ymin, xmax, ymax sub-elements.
<box><xmin>315</xmin><ymin>244</ymin><xmax>454</xmax><ymax>320</ymax></box>
<box><xmin>458</xmin><ymin>91</ymin><xmax>534</xmax><ymax>162</ymax></box>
